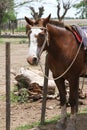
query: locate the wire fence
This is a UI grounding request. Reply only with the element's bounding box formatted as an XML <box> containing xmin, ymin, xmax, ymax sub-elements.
<box><xmin>0</xmin><ymin>35</ymin><xmax>87</xmax><ymax>130</ymax></box>
<box><xmin>0</xmin><ymin>36</ymin><xmax>26</xmax><ymax>130</ymax></box>
<box><xmin>0</xmin><ymin>35</ymin><xmax>48</xmax><ymax>130</ymax></box>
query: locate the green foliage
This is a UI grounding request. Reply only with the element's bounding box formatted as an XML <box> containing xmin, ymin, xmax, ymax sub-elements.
<box><xmin>14</xmin><ymin>115</ymin><xmax>66</xmax><ymax>130</ymax></box>
<box><xmin>0</xmin><ymin>0</ymin><xmax>16</xmax><ymax>25</ymax></box>
<box><xmin>19</xmin><ymin>39</ymin><xmax>27</xmax><ymax>44</ymax></box>
<box><xmin>14</xmin><ymin>112</ymin><xmax>87</xmax><ymax>130</ymax></box>
<box><xmin>11</xmin><ymin>88</ymin><xmax>29</xmax><ymax>103</ymax></box>
<box><xmin>73</xmin><ymin>0</ymin><xmax>87</xmax><ymax>18</ymax></box>
<box><xmin>14</xmin><ymin>116</ymin><xmax>59</xmax><ymax>130</ymax></box>
<box><xmin>0</xmin><ymin>38</ymin><xmax>28</xmax><ymax>44</ymax></box>
<box><xmin>82</xmin><ymin>108</ymin><xmax>87</xmax><ymax>113</ymax></box>
<box><xmin>10</xmin><ymin>86</ymin><xmax>19</xmax><ymax>103</ymax></box>
<box><xmin>2</xmin><ymin>11</ymin><xmax>16</xmax><ymax>23</ymax></box>
<box><xmin>14</xmin><ymin>122</ymin><xmax>39</xmax><ymax>130</ymax></box>
<box><xmin>17</xmin><ymin>88</ymin><xmax>29</xmax><ymax>103</ymax></box>
<box><xmin>15</xmin><ymin>26</ymin><xmax>26</xmax><ymax>32</ymax></box>
<box><xmin>10</xmin><ymin>91</ymin><xmax>19</xmax><ymax>103</ymax></box>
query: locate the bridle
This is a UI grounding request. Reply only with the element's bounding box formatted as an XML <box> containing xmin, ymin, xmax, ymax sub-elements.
<box><xmin>38</xmin><ymin>30</ymin><xmax>49</xmax><ymax>58</ymax></box>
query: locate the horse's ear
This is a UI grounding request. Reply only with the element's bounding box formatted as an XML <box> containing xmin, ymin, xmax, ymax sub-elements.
<box><xmin>43</xmin><ymin>14</ymin><xmax>51</xmax><ymax>26</ymax></box>
<box><xmin>25</xmin><ymin>16</ymin><xmax>34</xmax><ymax>26</ymax></box>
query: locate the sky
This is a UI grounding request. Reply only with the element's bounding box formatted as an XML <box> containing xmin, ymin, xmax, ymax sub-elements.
<box><xmin>14</xmin><ymin>0</ymin><xmax>81</xmax><ymax>19</ymax></box>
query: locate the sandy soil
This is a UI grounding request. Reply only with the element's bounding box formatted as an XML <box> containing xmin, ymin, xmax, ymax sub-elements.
<box><xmin>0</xmin><ymin>43</ymin><xmax>87</xmax><ymax>130</ymax></box>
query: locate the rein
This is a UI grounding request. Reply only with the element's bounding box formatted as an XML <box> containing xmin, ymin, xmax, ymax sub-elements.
<box><xmin>39</xmin><ymin>29</ymin><xmax>83</xmax><ymax>81</ymax></box>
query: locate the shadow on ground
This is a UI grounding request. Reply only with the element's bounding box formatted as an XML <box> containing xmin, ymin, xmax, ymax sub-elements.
<box><xmin>32</xmin><ymin>114</ymin><xmax>87</xmax><ymax>130</ymax></box>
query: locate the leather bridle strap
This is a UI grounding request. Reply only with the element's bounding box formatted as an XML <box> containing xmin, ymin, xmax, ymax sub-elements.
<box><xmin>38</xmin><ymin>31</ymin><xmax>49</xmax><ymax>58</ymax></box>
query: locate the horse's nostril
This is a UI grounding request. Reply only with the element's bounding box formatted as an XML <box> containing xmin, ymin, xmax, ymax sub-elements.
<box><xmin>33</xmin><ymin>57</ymin><xmax>38</xmax><ymax>64</ymax></box>
<box><xmin>27</xmin><ymin>57</ymin><xmax>38</xmax><ymax>65</ymax></box>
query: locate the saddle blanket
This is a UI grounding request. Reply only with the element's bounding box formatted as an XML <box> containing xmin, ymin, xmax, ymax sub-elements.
<box><xmin>72</xmin><ymin>25</ymin><xmax>87</xmax><ymax>47</ymax></box>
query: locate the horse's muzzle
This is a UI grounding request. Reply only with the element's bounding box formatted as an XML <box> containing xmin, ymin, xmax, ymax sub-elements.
<box><xmin>27</xmin><ymin>57</ymin><xmax>38</xmax><ymax>65</ymax></box>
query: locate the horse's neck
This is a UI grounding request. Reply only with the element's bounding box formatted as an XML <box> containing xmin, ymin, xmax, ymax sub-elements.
<box><xmin>46</xmin><ymin>27</ymin><xmax>72</xmax><ymax>58</ymax></box>
<box><xmin>47</xmin><ymin>28</ymin><xmax>65</xmax><ymax>52</ymax></box>
<box><xmin>46</xmin><ymin>37</ymin><xmax>62</xmax><ymax>58</ymax></box>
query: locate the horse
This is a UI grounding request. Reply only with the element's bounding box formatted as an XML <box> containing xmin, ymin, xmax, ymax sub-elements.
<box><xmin>25</xmin><ymin>14</ymin><xmax>86</xmax><ymax>130</ymax></box>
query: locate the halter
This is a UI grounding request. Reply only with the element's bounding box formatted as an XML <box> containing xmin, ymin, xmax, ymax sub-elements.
<box><xmin>38</xmin><ymin>31</ymin><xmax>49</xmax><ymax>58</ymax></box>
<box><xmin>28</xmin><ymin>26</ymin><xmax>49</xmax><ymax>58</ymax></box>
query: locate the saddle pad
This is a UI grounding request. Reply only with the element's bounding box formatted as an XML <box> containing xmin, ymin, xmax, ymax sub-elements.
<box><xmin>65</xmin><ymin>25</ymin><xmax>87</xmax><ymax>47</ymax></box>
<box><xmin>72</xmin><ymin>28</ymin><xmax>82</xmax><ymax>43</ymax></box>
<box><xmin>65</xmin><ymin>25</ymin><xmax>82</xmax><ymax>43</ymax></box>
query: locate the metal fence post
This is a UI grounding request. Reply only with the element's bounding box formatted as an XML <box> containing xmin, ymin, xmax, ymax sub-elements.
<box><xmin>41</xmin><ymin>54</ymin><xmax>49</xmax><ymax>125</ymax></box>
<box><xmin>6</xmin><ymin>42</ymin><xmax>10</xmax><ymax>130</ymax></box>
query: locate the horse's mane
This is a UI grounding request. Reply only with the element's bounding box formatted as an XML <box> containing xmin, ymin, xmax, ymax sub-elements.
<box><xmin>49</xmin><ymin>19</ymin><xmax>64</xmax><ymax>27</ymax></box>
<box><xmin>34</xmin><ymin>18</ymin><xmax>64</xmax><ymax>28</ymax></box>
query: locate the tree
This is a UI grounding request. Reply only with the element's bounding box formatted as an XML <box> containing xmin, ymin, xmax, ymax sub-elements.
<box><xmin>73</xmin><ymin>0</ymin><xmax>87</xmax><ymax>18</ymax></box>
<box><xmin>56</xmin><ymin>0</ymin><xmax>72</xmax><ymax>21</ymax></box>
<box><xmin>15</xmin><ymin>0</ymin><xmax>78</xmax><ymax>21</ymax></box>
<box><xmin>0</xmin><ymin>0</ymin><xmax>16</xmax><ymax>28</ymax></box>
<box><xmin>15</xmin><ymin>0</ymin><xmax>44</xmax><ymax>20</ymax></box>
<box><xmin>29</xmin><ymin>6</ymin><xmax>44</xmax><ymax>20</ymax></box>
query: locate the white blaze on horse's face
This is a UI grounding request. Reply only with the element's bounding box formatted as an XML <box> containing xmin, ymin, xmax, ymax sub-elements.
<box><xmin>27</xmin><ymin>28</ymin><xmax>42</xmax><ymax>65</ymax></box>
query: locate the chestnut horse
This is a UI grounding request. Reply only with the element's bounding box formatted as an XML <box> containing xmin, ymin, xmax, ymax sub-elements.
<box><xmin>25</xmin><ymin>15</ymin><xmax>85</xmax><ymax>130</ymax></box>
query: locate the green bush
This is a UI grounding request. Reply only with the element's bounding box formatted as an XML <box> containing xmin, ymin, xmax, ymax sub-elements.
<box><xmin>11</xmin><ymin>87</ymin><xmax>29</xmax><ymax>103</ymax></box>
<box><xmin>15</xmin><ymin>26</ymin><xmax>26</xmax><ymax>32</ymax></box>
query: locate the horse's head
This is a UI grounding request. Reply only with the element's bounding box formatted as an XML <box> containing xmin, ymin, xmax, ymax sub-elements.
<box><xmin>25</xmin><ymin>14</ymin><xmax>51</xmax><ymax>65</ymax></box>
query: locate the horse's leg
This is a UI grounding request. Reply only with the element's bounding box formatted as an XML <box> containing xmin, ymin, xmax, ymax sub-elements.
<box><xmin>66</xmin><ymin>77</ymin><xmax>79</xmax><ymax>130</ymax></box>
<box><xmin>54</xmin><ymin>78</ymin><xmax>67</xmax><ymax>129</ymax></box>
<box><xmin>69</xmin><ymin>77</ymin><xmax>79</xmax><ymax>119</ymax></box>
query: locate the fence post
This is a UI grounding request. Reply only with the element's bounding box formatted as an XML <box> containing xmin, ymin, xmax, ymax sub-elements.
<box><xmin>76</xmin><ymin>78</ymin><xmax>79</xmax><ymax>113</ymax></box>
<box><xmin>41</xmin><ymin>54</ymin><xmax>49</xmax><ymax>125</ymax></box>
<box><xmin>6</xmin><ymin>42</ymin><xmax>10</xmax><ymax>130</ymax></box>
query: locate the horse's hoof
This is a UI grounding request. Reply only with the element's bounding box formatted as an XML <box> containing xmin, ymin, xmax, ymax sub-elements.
<box><xmin>56</xmin><ymin>121</ymin><xmax>66</xmax><ymax>130</ymax></box>
<box><xmin>66</xmin><ymin>119</ymin><xmax>76</xmax><ymax>130</ymax></box>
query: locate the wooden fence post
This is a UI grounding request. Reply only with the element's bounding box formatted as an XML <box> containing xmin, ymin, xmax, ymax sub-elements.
<box><xmin>76</xmin><ymin>79</ymin><xmax>79</xmax><ymax>113</ymax></box>
<box><xmin>41</xmin><ymin>54</ymin><xmax>49</xmax><ymax>125</ymax></box>
<box><xmin>6</xmin><ymin>42</ymin><xmax>10</xmax><ymax>130</ymax></box>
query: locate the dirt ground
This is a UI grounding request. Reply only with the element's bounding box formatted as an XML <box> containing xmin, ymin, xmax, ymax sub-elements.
<box><xmin>0</xmin><ymin>43</ymin><xmax>87</xmax><ymax>130</ymax></box>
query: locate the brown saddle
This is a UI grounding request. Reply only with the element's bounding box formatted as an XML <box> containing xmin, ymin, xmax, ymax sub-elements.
<box><xmin>65</xmin><ymin>25</ymin><xmax>87</xmax><ymax>64</ymax></box>
<box><xmin>65</xmin><ymin>25</ymin><xmax>82</xmax><ymax>44</ymax></box>
<box><xmin>65</xmin><ymin>25</ymin><xmax>87</xmax><ymax>47</ymax></box>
